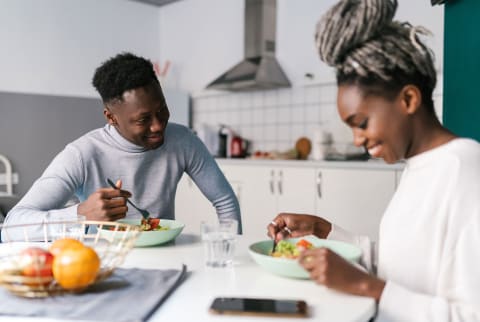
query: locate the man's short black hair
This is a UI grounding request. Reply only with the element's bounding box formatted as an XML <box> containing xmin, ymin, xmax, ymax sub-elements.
<box><xmin>92</xmin><ymin>52</ymin><xmax>159</xmax><ymax>104</ymax></box>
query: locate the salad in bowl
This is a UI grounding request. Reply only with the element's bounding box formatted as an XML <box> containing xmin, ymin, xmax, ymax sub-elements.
<box><xmin>271</xmin><ymin>239</ymin><xmax>314</xmax><ymax>259</ymax></box>
<box><xmin>100</xmin><ymin>218</ymin><xmax>184</xmax><ymax>247</ymax></box>
<box><xmin>249</xmin><ymin>235</ymin><xmax>361</xmax><ymax>279</ymax></box>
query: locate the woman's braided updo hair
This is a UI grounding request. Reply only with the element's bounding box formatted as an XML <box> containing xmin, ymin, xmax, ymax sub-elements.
<box><xmin>315</xmin><ymin>0</ymin><xmax>437</xmax><ymax>112</ymax></box>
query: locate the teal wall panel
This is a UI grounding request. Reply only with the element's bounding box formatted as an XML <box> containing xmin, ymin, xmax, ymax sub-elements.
<box><xmin>444</xmin><ymin>0</ymin><xmax>480</xmax><ymax>141</ymax></box>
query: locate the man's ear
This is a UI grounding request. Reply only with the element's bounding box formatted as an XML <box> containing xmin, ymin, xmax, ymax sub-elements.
<box><xmin>400</xmin><ymin>85</ymin><xmax>422</xmax><ymax>115</ymax></box>
<box><xmin>103</xmin><ymin>106</ymin><xmax>117</xmax><ymax>125</ymax></box>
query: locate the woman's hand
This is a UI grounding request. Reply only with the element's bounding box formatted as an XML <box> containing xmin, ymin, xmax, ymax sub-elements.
<box><xmin>267</xmin><ymin>213</ymin><xmax>332</xmax><ymax>241</ymax></box>
<box><xmin>299</xmin><ymin>247</ymin><xmax>385</xmax><ymax>301</ymax></box>
<box><xmin>77</xmin><ymin>179</ymin><xmax>131</xmax><ymax>221</ymax></box>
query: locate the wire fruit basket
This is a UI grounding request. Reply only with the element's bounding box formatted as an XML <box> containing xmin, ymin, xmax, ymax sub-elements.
<box><xmin>0</xmin><ymin>220</ymin><xmax>140</xmax><ymax>298</ymax></box>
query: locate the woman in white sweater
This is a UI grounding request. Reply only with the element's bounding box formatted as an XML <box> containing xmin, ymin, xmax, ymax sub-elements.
<box><xmin>268</xmin><ymin>0</ymin><xmax>480</xmax><ymax>321</ymax></box>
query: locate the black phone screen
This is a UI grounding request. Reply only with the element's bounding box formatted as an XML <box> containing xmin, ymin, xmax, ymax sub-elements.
<box><xmin>209</xmin><ymin>297</ymin><xmax>308</xmax><ymax>317</ymax></box>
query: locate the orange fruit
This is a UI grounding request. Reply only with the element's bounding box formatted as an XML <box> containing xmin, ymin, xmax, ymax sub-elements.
<box><xmin>52</xmin><ymin>246</ymin><xmax>100</xmax><ymax>290</ymax></box>
<box><xmin>49</xmin><ymin>238</ymin><xmax>84</xmax><ymax>256</ymax></box>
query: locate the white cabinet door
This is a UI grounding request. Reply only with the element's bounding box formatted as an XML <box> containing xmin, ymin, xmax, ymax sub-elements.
<box><xmin>232</xmin><ymin>166</ymin><xmax>277</xmax><ymax>240</ymax></box>
<box><xmin>275</xmin><ymin>167</ymin><xmax>316</xmax><ymax>214</ymax></box>
<box><xmin>175</xmin><ymin>174</ymin><xmax>216</xmax><ymax>234</ymax></box>
<box><xmin>175</xmin><ymin>173</ymin><xmax>243</xmax><ymax>234</ymax></box>
<box><xmin>315</xmin><ymin>168</ymin><xmax>396</xmax><ymax>241</ymax></box>
<box><xmin>218</xmin><ymin>164</ymin><xmax>316</xmax><ymax>240</ymax></box>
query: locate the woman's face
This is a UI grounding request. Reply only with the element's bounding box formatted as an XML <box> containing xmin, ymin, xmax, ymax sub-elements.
<box><xmin>336</xmin><ymin>85</ymin><xmax>413</xmax><ymax>164</ymax></box>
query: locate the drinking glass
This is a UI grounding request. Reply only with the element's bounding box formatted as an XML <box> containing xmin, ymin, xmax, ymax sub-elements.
<box><xmin>200</xmin><ymin>219</ymin><xmax>238</xmax><ymax>268</ymax></box>
<box><xmin>47</xmin><ymin>215</ymin><xmax>86</xmax><ymax>241</ymax></box>
<box><xmin>65</xmin><ymin>215</ymin><xmax>86</xmax><ymax>239</ymax></box>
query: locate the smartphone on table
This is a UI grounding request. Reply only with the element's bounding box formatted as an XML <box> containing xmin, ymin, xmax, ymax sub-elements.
<box><xmin>209</xmin><ymin>297</ymin><xmax>308</xmax><ymax>318</ymax></box>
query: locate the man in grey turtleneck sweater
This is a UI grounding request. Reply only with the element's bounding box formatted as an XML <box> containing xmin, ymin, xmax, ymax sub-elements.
<box><xmin>4</xmin><ymin>53</ymin><xmax>241</xmax><ymax>237</ymax></box>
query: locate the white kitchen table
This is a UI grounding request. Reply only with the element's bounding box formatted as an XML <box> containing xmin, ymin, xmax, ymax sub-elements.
<box><xmin>0</xmin><ymin>233</ymin><xmax>376</xmax><ymax>322</ymax></box>
<box><xmin>123</xmin><ymin>233</ymin><xmax>376</xmax><ymax>322</ymax></box>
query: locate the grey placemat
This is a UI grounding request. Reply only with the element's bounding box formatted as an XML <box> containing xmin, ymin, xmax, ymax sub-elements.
<box><xmin>0</xmin><ymin>265</ymin><xmax>187</xmax><ymax>322</ymax></box>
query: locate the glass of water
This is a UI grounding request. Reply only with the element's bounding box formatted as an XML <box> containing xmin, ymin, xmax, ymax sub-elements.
<box><xmin>201</xmin><ymin>219</ymin><xmax>238</xmax><ymax>268</ymax></box>
<box><xmin>65</xmin><ymin>215</ymin><xmax>86</xmax><ymax>239</ymax></box>
<box><xmin>46</xmin><ymin>215</ymin><xmax>86</xmax><ymax>241</ymax></box>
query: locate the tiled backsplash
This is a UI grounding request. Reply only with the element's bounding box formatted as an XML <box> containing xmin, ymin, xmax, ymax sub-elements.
<box><xmin>192</xmin><ymin>82</ymin><xmax>443</xmax><ymax>153</ymax></box>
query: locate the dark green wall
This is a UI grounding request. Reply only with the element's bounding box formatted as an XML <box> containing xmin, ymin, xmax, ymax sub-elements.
<box><xmin>443</xmin><ymin>0</ymin><xmax>480</xmax><ymax>141</ymax></box>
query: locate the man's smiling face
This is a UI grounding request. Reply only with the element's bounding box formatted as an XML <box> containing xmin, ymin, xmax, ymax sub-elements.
<box><xmin>104</xmin><ymin>81</ymin><xmax>170</xmax><ymax>150</ymax></box>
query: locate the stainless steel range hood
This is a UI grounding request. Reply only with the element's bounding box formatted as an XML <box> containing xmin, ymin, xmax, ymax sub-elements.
<box><xmin>129</xmin><ymin>0</ymin><xmax>182</xmax><ymax>7</ymax></box>
<box><xmin>206</xmin><ymin>0</ymin><xmax>290</xmax><ymax>91</ymax></box>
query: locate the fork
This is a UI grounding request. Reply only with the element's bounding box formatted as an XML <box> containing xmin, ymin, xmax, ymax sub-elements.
<box><xmin>106</xmin><ymin>178</ymin><xmax>150</xmax><ymax>220</ymax></box>
<box><xmin>272</xmin><ymin>238</ymin><xmax>277</xmax><ymax>254</ymax></box>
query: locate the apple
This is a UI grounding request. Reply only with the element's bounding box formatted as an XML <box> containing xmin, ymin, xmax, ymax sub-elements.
<box><xmin>19</xmin><ymin>247</ymin><xmax>54</xmax><ymax>277</ymax></box>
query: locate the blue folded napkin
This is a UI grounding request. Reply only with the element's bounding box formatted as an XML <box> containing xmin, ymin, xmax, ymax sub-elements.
<box><xmin>0</xmin><ymin>265</ymin><xmax>187</xmax><ymax>322</ymax></box>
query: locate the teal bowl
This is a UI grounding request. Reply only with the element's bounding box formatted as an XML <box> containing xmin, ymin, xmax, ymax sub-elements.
<box><xmin>248</xmin><ymin>235</ymin><xmax>362</xmax><ymax>279</ymax></box>
<box><xmin>100</xmin><ymin>219</ymin><xmax>185</xmax><ymax>247</ymax></box>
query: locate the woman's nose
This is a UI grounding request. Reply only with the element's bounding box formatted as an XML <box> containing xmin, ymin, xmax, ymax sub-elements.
<box><xmin>352</xmin><ymin>128</ymin><xmax>366</xmax><ymax>147</ymax></box>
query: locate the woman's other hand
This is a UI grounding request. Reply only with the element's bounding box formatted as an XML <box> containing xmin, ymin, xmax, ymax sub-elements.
<box><xmin>267</xmin><ymin>213</ymin><xmax>332</xmax><ymax>241</ymax></box>
<box><xmin>299</xmin><ymin>247</ymin><xmax>385</xmax><ymax>301</ymax></box>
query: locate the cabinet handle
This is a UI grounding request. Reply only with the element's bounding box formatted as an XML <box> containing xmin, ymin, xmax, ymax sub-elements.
<box><xmin>316</xmin><ymin>171</ymin><xmax>322</xmax><ymax>198</ymax></box>
<box><xmin>277</xmin><ymin>170</ymin><xmax>283</xmax><ymax>195</ymax></box>
<box><xmin>270</xmin><ymin>170</ymin><xmax>275</xmax><ymax>194</ymax></box>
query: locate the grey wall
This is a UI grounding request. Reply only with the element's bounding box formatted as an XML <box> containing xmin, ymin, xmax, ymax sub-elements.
<box><xmin>0</xmin><ymin>91</ymin><xmax>105</xmax><ymax>196</ymax></box>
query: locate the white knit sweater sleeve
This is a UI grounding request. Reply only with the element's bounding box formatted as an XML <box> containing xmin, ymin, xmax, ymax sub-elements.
<box><xmin>327</xmin><ymin>224</ymin><xmax>376</xmax><ymax>273</ymax></box>
<box><xmin>2</xmin><ymin>146</ymin><xmax>84</xmax><ymax>241</ymax></box>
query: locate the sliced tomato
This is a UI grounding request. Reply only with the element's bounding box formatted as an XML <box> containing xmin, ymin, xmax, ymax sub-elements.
<box><xmin>296</xmin><ymin>239</ymin><xmax>313</xmax><ymax>249</ymax></box>
<box><xmin>148</xmin><ymin>218</ymin><xmax>160</xmax><ymax>230</ymax></box>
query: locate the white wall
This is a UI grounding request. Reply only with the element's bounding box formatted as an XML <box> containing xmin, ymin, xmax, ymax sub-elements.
<box><xmin>0</xmin><ymin>0</ymin><xmax>160</xmax><ymax>98</ymax></box>
<box><xmin>158</xmin><ymin>0</ymin><xmax>444</xmax><ymax>94</ymax></box>
<box><xmin>157</xmin><ymin>0</ymin><xmax>244</xmax><ymax>91</ymax></box>
<box><xmin>0</xmin><ymin>0</ymin><xmax>444</xmax><ymax>96</ymax></box>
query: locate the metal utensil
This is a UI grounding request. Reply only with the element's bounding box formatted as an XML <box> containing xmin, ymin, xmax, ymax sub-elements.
<box><xmin>106</xmin><ymin>178</ymin><xmax>150</xmax><ymax>220</ymax></box>
<box><xmin>272</xmin><ymin>239</ymin><xmax>277</xmax><ymax>254</ymax></box>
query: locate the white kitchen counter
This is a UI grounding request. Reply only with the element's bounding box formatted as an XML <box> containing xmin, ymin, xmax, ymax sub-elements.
<box><xmin>216</xmin><ymin>158</ymin><xmax>405</xmax><ymax>171</ymax></box>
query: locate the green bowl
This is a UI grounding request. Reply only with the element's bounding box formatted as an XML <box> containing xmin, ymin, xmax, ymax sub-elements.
<box><xmin>248</xmin><ymin>235</ymin><xmax>362</xmax><ymax>279</ymax></box>
<box><xmin>100</xmin><ymin>219</ymin><xmax>185</xmax><ymax>247</ymax></box>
